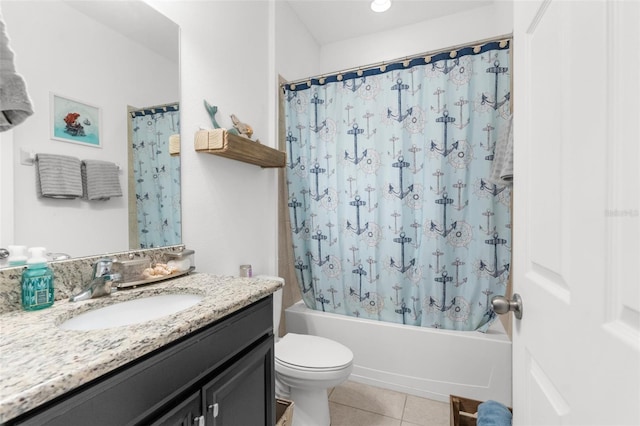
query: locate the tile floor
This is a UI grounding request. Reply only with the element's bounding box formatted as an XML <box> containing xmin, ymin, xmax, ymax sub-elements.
<box><xmin>328</xmin><ymin>380</ymin><xmax>450</xmax><ymax>426</ymax></box>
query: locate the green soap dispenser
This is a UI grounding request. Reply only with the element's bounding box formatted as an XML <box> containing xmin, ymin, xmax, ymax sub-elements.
<box><xmin>21</xmin><ymin>247</ymin><xmax>54</xmax><ymax>311</ymax></box>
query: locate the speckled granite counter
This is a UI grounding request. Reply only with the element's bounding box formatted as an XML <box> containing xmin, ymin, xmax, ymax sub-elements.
<box><xmin>0</xmin><ymin>273</ymin><xmax>281</xmax><ymax>423</ymax></box>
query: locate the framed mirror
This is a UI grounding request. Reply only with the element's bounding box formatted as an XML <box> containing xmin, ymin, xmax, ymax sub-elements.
<box><xmin>0</xmin><ymin>0</ymin><xmax>180</xmax><ymax>265</ymax></box>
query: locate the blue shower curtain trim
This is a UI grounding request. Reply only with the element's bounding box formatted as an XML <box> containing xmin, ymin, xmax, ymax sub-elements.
<box><xmin>286</xmin><ymin>40</ymin><xmax>510</xmax><ymax>92</ymax></box>
<box><xmin>130</xmin><ymin>103</ymin><xmax>179</xmax><ymax>117</ymax></box>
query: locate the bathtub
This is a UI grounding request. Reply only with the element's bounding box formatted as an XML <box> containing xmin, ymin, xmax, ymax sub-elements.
<box><xmin>285</xmin><ymin>300</ymin><xmax>512</xmax><ymax>406</ymax></box>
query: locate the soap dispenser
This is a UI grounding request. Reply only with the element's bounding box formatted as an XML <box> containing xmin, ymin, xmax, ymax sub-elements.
<box><xmin>21</xmin><ymin>247</ymin><xmax>55</xmax><ymax>311</ymax></box>
<box><xmin>8</xmin><ymin>245</ymin><xmax>28</xmax><ymax>266</ymax></box>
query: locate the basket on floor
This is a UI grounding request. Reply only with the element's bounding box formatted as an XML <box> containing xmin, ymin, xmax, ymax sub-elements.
<box><xmin>276</xmin><ymin>398</ymin><xmax>294</xmax><ymax>426</ymax></box>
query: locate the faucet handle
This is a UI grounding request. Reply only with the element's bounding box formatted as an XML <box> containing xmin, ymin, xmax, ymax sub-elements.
<box><xmin>92</xmin><ymin>258</ymin><xmax>114</xmax><ymax>278</ymax></box>
<box><xmin>102</xmin><ymin>273</ymin><xmax>122</xmax><ymax>295</ymax></box>
<box><xmin>105</xmin><ymin>273</ymin><xmax>122</xmax><ymax>283</ymax></box>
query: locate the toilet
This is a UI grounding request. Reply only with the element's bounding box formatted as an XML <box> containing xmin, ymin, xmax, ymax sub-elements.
<box><xmin>259</xmin><ymin>276</ymin><xmax>353</xmax><ymax>426</ymax></box>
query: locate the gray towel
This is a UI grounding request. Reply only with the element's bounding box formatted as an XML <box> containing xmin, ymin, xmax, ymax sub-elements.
<box><xmin>488</xmin><ymin>115</ymin><xmax>513</xmax><ymax>186</ymax></box>
<box><xmin>81</xmin><ymin>160</ymin><xmax>122</xmax><ymax>201</ymax></box>
<box><xmin>0</xmin><ymin>15</ymin><xmax>34</xmax><ymax>132</ymax></box>
<box><xmin>35</xmin><ymin>153</ymin><xmax>83</xmax><ymax>199</ymax></box>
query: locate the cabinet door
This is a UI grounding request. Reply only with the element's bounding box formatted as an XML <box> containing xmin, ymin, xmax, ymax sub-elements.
<box><xmin>149</xmin><ymin>391</ymin><xmax>202</xmax><ymax>426</ymax></box>
<box><xmin>203</xmin><ymin>338</ymin><xmax>275</xmax><ymax>426</ymax></box>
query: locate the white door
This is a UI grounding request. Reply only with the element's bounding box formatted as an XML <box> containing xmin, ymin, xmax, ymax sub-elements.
<box><xmin>512</xmin><ymin>0</ymin><xmax>640</xmax><ymax>425</ymax></box>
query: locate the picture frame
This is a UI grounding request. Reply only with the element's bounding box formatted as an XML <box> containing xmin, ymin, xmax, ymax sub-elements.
<box><xmin>50</xmin><ymin>93</ymin><xmax>101</xmax><ymax>148</ymax></box>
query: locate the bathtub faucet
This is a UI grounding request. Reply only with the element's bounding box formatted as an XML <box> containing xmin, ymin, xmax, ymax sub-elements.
<box><xmin>70</xmin><ymin>259</ymin><xmax>122</xmax><ymax>302</ymax></box>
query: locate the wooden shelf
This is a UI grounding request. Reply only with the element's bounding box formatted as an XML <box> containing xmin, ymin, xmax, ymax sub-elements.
<box><xmin>194</xmin><ymin>129</ymin><xmax>285</xmax><ymax>168</ymax></box>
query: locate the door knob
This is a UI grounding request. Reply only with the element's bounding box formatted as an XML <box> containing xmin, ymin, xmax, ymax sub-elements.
<box><xmin>491</xmin><ymin>293</ymin><xmax>523</xmax><ymax>319</ymax></box>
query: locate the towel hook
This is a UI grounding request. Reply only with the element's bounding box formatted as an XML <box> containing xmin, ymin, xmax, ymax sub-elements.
<box><xmin>20</xmin><ymin>149</ymin><xmax>35</xmax><ymax>166</ymax></box>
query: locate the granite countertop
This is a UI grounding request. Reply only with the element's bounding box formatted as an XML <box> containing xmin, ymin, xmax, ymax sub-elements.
<box><xmin>0</xmin><ymin>273</ymin><xmax>281</xmax><ymax>423</ymax></box>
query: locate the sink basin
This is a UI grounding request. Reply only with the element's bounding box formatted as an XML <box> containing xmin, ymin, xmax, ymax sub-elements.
<box><xmin>59</xmin><ymin>294</ymin><xmax>203</xmax><ymax>331</ymax></box>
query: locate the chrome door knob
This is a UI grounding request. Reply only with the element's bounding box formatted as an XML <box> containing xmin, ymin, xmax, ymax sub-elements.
<box><xmin>491</xmin><ymin>293</ymin><xmax>523</xmax><ymax>319</ymax></box>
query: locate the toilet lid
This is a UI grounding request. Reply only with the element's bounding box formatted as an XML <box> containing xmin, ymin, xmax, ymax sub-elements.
<box><xmin>275</xmin><ymin>333</ymin><xmax>353</xmax><ymax>370</ymax></box>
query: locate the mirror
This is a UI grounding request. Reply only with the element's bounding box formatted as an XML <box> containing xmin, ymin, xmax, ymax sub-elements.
<box><xmin>0</xmin><ymin>0</ymin><xmax>180</xmax><ymax>265</ymax></box>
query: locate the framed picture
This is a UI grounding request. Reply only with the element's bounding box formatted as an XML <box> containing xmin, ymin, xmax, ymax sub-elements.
<box><xmin>50</xmin><ymin>93</ymin><xmax>101</xmax><ymax>148</ymax></box>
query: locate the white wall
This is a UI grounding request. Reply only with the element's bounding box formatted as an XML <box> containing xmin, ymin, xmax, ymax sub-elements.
<box><xmin>275</xmin><ymin>1</ymin><xmax>321</xmax><ymax>82</ymax></box>
<box><xmin>318</xmin><ymin>1</ymin><xmax>513</xmax><ymax>75</ymax></box>
<box><xmin>0</xmin><ymin>1</ymin><xmax>177</xmax><ymax>256</ymax></box>
<box><xmin>145</xmin><ymin>1</ymin><xmax>277</xmax><ymax>276</ymax></box>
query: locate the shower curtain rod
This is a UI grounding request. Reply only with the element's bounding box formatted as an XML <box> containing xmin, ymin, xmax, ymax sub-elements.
<box><xmin>129</xmin><ymin>102</ymin><xmax>179</xmax><ymax>117</ymax></box>
<box><xmin>281</xmin><ymin>33</ymin><xmax>512</xmax><ymax>90</ymax></box>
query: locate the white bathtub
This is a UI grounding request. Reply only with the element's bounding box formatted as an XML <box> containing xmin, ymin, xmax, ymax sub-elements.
<box><xmin>285</xmin><ymin>300</ymin><xmax>512</xmax><ymax>406</ymax></box>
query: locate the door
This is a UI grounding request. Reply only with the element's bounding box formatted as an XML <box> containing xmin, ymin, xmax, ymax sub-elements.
<box><xmin>512</xmin><ymin>0</ymin><xmax>639</xmax><ymax>425</ymax></box>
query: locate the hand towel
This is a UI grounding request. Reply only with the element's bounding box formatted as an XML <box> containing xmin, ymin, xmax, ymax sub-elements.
<box><xmin>488</xmin><ymin>115</ymin><xmax>513</xmax><ymax>185</ymax></box>
<box><xmin>477</xmin><ymin>400</ymin><xmax>512</xmax><ymax>426</ymax></box>
<box><xmin>81</xmin><ymin>160</ymin><xmax>122</xmax><ymax>201</ymax></box>
<box><xmin>0</xmin><ymin>15</ymin><xmax>34</xmax><ymax>132</ymax></box>
<box><xmin>35</xmin><ymin>153</ymin><xmax>83</xmax><ymax>199</ymax></box>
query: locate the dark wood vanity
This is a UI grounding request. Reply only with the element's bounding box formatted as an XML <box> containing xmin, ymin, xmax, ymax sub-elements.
<box><xmin>6</xmin><ymin>297</ymin><xmax>275</xmax><ymax>426</ymax></box>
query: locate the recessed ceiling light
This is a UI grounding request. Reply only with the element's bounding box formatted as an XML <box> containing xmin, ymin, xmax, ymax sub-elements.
<box><xmin>371</xmin><ymin>0</ymin><xmax>391</xmax><ymax>13</ymax></box>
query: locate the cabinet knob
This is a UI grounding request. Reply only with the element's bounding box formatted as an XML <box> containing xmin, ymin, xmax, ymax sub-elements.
<box><xmin>208</xmin><ymin>403</ymin><xmax>219</xmax><ymax>418</ymax></box>
<box><xmin>194</xmin><ymin>415</ymin><xmax>205</xmax><ymax>426</ymax></box>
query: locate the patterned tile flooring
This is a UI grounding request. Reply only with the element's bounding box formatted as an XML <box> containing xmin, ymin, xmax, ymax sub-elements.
<box><xmin>328</xmin><ymin>381</ymin><xmax>450</xmax><ymax>426</ymax></box>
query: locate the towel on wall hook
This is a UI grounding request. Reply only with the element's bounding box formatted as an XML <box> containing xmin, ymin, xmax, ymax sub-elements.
<box><xmin>0</xmin><ymin>15</ymin><xmax>34</xmax><ymax>132</ymax></box>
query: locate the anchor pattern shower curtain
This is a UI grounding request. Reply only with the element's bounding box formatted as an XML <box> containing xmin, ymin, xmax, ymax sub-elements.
<box><xmin>130</xmin><ymin>104</ymin><xmax>181</xmax><ymax>248</ymax></box>
<box><xmin>284</xmin><ymin>42</ymin><xmax>511</xmax><ymax>331</ymax></box>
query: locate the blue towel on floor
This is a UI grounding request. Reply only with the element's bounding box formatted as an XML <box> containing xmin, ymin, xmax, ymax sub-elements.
<box><xmin>477</xmin><ymin>400</ymin><xmax>512</xmax><ymax>426</ymax></box>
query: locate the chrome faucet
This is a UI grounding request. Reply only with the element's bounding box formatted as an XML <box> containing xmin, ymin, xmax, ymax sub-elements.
<box><xmin>70</xmin><ymin>259</ymin><xmax>122</xmax><ymax>302</ymax></box>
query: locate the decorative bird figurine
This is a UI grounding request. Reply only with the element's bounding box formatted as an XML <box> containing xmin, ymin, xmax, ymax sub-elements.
<box><xmin>230</xmin><ymin>114</ymin><xmax>254</xmax><ymax>139</ymax></box>
<box><xmin>203</xmin><ymin>99</ymin><xmax>257</xmax><ymax>140</ymax></box>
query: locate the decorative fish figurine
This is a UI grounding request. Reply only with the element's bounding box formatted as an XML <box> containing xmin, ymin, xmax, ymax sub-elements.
<box><xmin>203</xmin><ymin>100</ymin><xmax>257</xmax><ymax>140</ymax></box>
<box><xmin>203</xmin><ymin>100</ymin><xmax>222</xmax><ymax>129</ymax></box>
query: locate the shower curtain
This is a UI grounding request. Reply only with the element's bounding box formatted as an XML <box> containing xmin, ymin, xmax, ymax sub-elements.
<box><xmin>129</xmin><ymin>103</ymin><xmax>181</xmax><ymax>249</ymax></box>
<box><xmin>283</xmin><ymin>41</ymin><xmax>511</xmax><ymax>331</ymax></box>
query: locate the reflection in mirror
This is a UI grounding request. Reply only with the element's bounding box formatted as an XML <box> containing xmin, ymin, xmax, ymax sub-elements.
<box><xmin>0</xmin><ymin>0</ymin><xmax>180</xmax><ymax>266</ymax></box>
<box><xmin>128</xmin><ymin>104</ymin><xmax>181</xmax><ymax>249</ymax></box>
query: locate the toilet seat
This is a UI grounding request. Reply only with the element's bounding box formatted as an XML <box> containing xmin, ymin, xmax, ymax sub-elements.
<box><xmin>275</xmin><ymin>333</ymin><xmax>353</xmax><ymax>371</ymax></box>
<box><xmin>276</xmin><ymin>358</ymin><xmax>349</xmax><ymax>372</ymax></box>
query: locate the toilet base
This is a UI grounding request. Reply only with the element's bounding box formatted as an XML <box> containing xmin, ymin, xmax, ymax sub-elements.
<box><xmin>286</xmin><ymin>386</ymin><xmax>331</xmax><ymax>426</ymax></box>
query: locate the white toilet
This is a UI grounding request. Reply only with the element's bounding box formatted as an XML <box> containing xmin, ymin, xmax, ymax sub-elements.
<box><xmin>259</xmin><ymin>276</ymin><xmax>353</xmax><ymax>426</ymax></box>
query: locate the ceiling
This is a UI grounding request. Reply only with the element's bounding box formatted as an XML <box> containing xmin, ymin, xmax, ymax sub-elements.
<box><xmin>286</xmin><ymin>0</ymin><xmax>494</xmax><ymax>46</ymax></box>
<box><xmin>64</xmin><ymin>0</ymin><xmax>494</xmax><ymax>62</ymax></box>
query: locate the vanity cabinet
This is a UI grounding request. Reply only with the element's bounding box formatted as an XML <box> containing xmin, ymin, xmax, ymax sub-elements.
<box><xmin>8</xmin><ymin>297</ymin><xmax>275</xmax><ymax>426</ymax></box>
<box><xmin>152</xmin><ymin>338</ymin><xmax>273</xmax><ymax>426</ymax></box>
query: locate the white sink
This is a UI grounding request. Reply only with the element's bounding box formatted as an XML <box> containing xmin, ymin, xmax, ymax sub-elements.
<box><xmin>59</xmin><ymin>294</ymin><xmax>203</xmax><ymax>331</ymax></box>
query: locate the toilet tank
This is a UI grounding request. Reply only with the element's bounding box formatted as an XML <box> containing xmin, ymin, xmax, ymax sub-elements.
<box><xmin>256</xmin><ymin>276</ymin><xmax>285</xmax><ymax>337</ymax></box>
